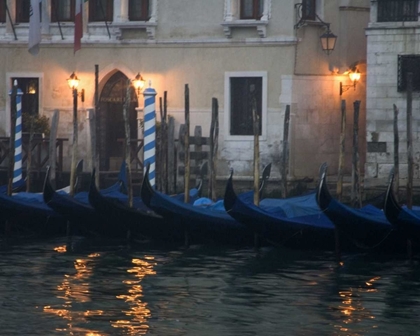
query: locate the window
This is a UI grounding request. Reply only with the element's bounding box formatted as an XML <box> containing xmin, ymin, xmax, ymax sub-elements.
<box><xmin>0</xmin><ymin>0</ymin><xmax>6</xmax><ymax>23</ymax></box>
<box><xmin>240</xmin><ymin>0</ymin><xmax>263</xmax><ymax>20</ymax></box>
<box><xmin>398</xmin><ymin>55</ymin><xmax>420</xmax><ymax>92</ymax></box>
<box><xmin>51</xmin><ymin>0</ymin><xmax>75</xmax><ymax>22</ymax></box>
<box><xmin>225</xmin><ymin>72</ymin><xmax>267</xmax><ymax>138</ymax></box>
<box><xmin>378</xmin><ymin>0</ymin><xmax>418</xmax><ymax>22</ymax></box>
<box><xmin>302</xmin><ymin>0</ymin><xmax>316</xmax><ymax>21</ymax></box>
<box><xmin>129</xmin><ymin>0</ymin><xmax>150</xmax><ymax>21</ymax></box>
<box><xmin>16</xmin><ymin>0</ymin><xmax>30</xmax><ymax>23</ymax></box>
<box><xmin>12</xmin><ymin>78</ymin><xmax>39</xmax><ymax>132</ymax></box>
<box><xmin>89</xmin><ymin>0</ymin><xmax>113</xmax><ymax>22</ymax></box>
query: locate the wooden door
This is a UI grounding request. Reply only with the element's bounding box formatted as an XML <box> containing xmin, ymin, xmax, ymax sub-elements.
<box><xmin>97</xmin><ymin>71</ymin><xmax>138</xmax><ymax>171</ymax></box>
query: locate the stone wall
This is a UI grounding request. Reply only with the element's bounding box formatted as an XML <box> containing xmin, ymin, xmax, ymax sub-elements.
<box><xmin>365</xmin><ymin>24</ymin><xmax>420</xmax><ymax>184</ymax></box>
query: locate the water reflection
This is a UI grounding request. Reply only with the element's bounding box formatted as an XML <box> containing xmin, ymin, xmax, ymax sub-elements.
<box><xmin>112</xmin><ymin>257</ymin><xmax>156</xmax><ymax>335</ymax></box>
<box><xmin>4</xmin><ymin>239</ymin><xmax>420</xmax><ymax>335</ymax></box>
<box><xmin>44</xmin><ymin>244</ymin><xmax>156</xmax><ymax>335</ymax></box>
<box><xmin>44</xmin><ymin>247</ymin><xmax>103</xmax><ymax>335</ymax></box>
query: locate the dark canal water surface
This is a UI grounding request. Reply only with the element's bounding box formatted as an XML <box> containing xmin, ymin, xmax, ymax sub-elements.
<box><xmin>1</xmin><ymin>237</ymin><xmax>420</xmax><ymax>335</ymax></box>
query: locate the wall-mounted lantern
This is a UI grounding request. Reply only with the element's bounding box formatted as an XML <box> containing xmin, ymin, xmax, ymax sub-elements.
<box><xmin>67</xmin><ymin>72</ymin><xmax>85</xmax><ymax>102</ymax></box>
<box><xmin>132</xmin><ymin>73</ymin><xmax>146</xmax><ymax>95</ymax></box>
<box><xmin>340</xmin><ymin>68</ymin><xmax>361</xmax><ymax>96</ymax></box>
<box><xmin>319</xmin><ymin>25</ymin><xmax>337</xmax><ymax>55</ymax></box>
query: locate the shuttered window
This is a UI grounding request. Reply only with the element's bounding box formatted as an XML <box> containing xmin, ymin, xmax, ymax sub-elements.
<box><xmin>302</xmin><ymin>0</ymin><xmax>316</xmax><ymax>20</ymax></box>
<box><xmin>240</xmin><ymin>0</ymin><xmax>263</xmax><ymax>20</ymax></box>
<box><xmin>129</xmin><ymin>0</ymin><xmax>150</xmax><ymax>21</ymax></box>
<box><xmin>16</xmin><ymin>0</ymin><xmax>30</xmax><ymax>23</ymax></box>
<box><xmin>51</xmin><ymin>0</ymin><xmax>75</xmax><ymax>22</ymax></box>
<box><xmin>89</xmin><ymin>0</ymin><xmax>113</xmax><ymax>22</ymax></box>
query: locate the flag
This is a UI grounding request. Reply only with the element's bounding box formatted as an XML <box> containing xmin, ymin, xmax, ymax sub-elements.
<box><xmin>28</xmin><ymin>0</ymin><xmax>42</xmax><ymax>55</ymax></box>
<box><xmin>74</xmin><ymin>0</ymin><xmax>88</xmax><ymax>54</ymax></box>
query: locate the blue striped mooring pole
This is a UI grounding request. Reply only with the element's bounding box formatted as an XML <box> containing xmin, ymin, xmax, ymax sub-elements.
<box><xmin>143</xmin><ymin>85</ymin><xmax>157</xmax><ymax>187</ymax></box>
<box><xmin>9</xmin><ymin>81</ymin><xmax>24</xmax><ymax>183</ymax></box>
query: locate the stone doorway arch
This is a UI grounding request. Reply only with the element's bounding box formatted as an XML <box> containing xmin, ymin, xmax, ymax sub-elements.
<box><xmin>97</xmin><ymin>71</ymin><xmax>138</xmax><ymax>171</ymax></box>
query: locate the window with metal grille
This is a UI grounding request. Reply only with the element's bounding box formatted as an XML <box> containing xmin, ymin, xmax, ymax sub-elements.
<box><xmin>302</xmin><ymin>0</ymin><xmax>316</xmax><ymax>21</ymax></box>
<box><xmin>129</xmin><ymin>0</ymin><xmax>150</xmax><ymax>21</ymax></box>
<box><xmin>16</xmin><ymin>0</ymin><xmax>30</xmax><ymax>23</ymax></box>
<box><xmin>89</xmin><ymin>0</ymin><xmax>113</xmax><ymax>22</ymax></box>
<box><xmin>398</xmin><ymin>55</ymin><xmax>420</xmax><ymax>92</ymax></box>
<box><xmin>377</xmin><ymin>0</ymin><xmax>419</xmax><ymax>22</ymax></box>
<box><xmin>240</xmin><ymin>0</ymin><xmax>263</xmax><ymax>20</ymax></box>
<box><xmin>51</xmin><ymin>0</ymin><xmax>75</xmax><ymax>22</ymax></box>
<box><xmin>230</xmin><ymin>77</ymin><xmax>262</xmax><ymax>136</ymax></box>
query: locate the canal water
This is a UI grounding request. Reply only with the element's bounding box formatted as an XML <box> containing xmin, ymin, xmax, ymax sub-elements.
<box><xmin>0</xmin><ymin>237</ymin><xmax>419</xmax><ymax>336</ymax></box>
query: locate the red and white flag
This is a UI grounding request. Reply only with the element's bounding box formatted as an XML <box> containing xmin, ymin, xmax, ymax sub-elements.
<box><xmin>74</xmin><ymin>0</ymin><xmax>88</xmax><ymax>54</ymax></box>
<box><xmin>28</xmin><ymin>0</ymin><xmax>42</xmax><ymax>55</ymax></box>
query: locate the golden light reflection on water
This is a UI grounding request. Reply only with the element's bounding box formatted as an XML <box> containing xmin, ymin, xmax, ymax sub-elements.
<box><xmin>44</xmin><ymin>249</ymin><xmax>104</xmax><ymax>335</ymax></box>
<box><xmin>54</xmin><ymin>245</ymin><xmax>67</xmax><ymax>253</ymax></box>
<box><xmin>112</xmin><ymin>257</ymin><xmax>156</xmax><ymax>335</ymax></box>
<box><xmin>45</xmin><ymin>248</ymin><xmax>156</xmax><ymax>335</ymax></box>
<box><xmin>333</xmin><ymin>276</ymin><xmax>380</xmax><ymax>335</ymax></box>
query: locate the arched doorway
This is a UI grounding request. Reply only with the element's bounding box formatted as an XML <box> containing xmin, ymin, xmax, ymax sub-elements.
<box><xmin>97</xmin><ymin>71</ymin><xmax>138</xmax><ymax>171</ymax></box>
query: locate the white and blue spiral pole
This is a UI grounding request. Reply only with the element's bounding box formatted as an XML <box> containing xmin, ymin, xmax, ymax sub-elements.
<box><xmin>143</xmin><ymin>85</ymin><xmax>157</xmax><ymax>187</ymax></box>
<box><xmin>8</xmin><ymin>80</ymin><xmax>24</xmax><ymax>184</ymax></box>
<box><xmin>14</xmin><ymin>86</ymin><xmax>23</xmax><ymax>183</ymax></box>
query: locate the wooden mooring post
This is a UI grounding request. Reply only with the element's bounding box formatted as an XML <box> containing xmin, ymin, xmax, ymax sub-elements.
<box><xmin>26</xmin><ymin>115</ymin><xmax>35</xmax><ymax>191</ymax></box>
<box><xmin>184</xmin><ymin>84</ymin><xmax>191</xmax><ymax>204</ymax></box>
<box><xmin>208</xmin><ymin>98</ymin><xmax>219</xmax><ymax>201</ymax></box>
<box><xmin>158</xmin><ymin>91</ymin><xmax>168</xmax><ymax>193</ymax></box>
<box><xmin>336</xmin><ymin>100</ymin><xmax>346</xmax><ymax>201</ymax></box>
<box><xmin>406</xmin><ymin>72</ymin><xmax>413</xmax><ymax>210</ymax></box>
<box><xmin>280</xmin><ymin>105</ymin><xmax>290</xmax><ymax>199</ymax></box>
<box><xmin>69</xmin><ymin>86</ymin><xmax>79</xmax><ymax>197</ymax></box>
<box><xmin>94</xmin><ymin>64</ymin><xmax>100</xmax><ymax>188</ymax></box>
<box><xmin>123</xmin><ymin>79</ymin><xmax>133</xmax><ymax>208</ymax></box>
<box><xmin>252</xmin><ymin>93</ymin><xmax>260</xmax><ymax>206</ymax></box>
<box><xmin>406</xmin><ymin>72</ymin><xmax>414</xmax><ymax>259</ymax></box>
<box><xmin>48</xmin><ymin>110</ymin><xmax>59</xmax><ymax>189</ymax></box>
<box><xmin>393</xmin><ymin>104</ymin><xmax>399</xmax><ymax>202</ymax></box>
<box><xmin>168</xmin><ymin>116</ymin><xmax>176</xmax><ymax>194</ymax></box>
<box><xmin>178</xmin><ymin>99</ymin><xmax>217</xmax><ymax>198</ymax></box>
<box><xmin>351</xmin><ymin>100</ymin><xmax>361</xmax><ymax>208</ymax></box>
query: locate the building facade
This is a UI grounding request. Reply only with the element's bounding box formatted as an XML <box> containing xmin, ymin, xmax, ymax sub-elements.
<box><xmin>366</xmin><ymin>0</ymin><xmax>420</xmax><ymax>186</ymax></box>
<box><xmin>0</xmin><ymin>0</ymin><xmax>369</xmax><ymax>184</ymax></box>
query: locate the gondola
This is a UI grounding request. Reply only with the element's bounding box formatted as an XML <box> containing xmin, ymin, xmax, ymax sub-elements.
<box><xmin>88</xmin><ymin>167</ymin><xmax>187</xmax><ymax>242</ymax></box>
<box><xmin>316</xmin><ymin>163</ymin><xmax>405</xmax><ymax>252</ymax></box>
<box><xmin>0</xmin><ymin>174</ymin><xmax>66</xmax><ymax>237</ymax></box>
<box><xmin>43</xmin><ymin>161</ymin><xmax>137</xmax><ymax>237</ymax></box>
<box><xmin>141</xmin><ymin>164</ymin><xmax>254</xmax><ymax>246</ymax></box>
<box><xmin>223</xmin><ymin>170</ymin><xmax>337</xmax><ymax>250</ymax></box>
<box><xmin>384</xmin><ymin>169</ymin><xmax>420</xmax><ymax>243</ymax></box>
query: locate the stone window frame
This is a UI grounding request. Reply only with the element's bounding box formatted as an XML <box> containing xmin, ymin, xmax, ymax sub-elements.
<box><xmin>112</xmin><ymin>0</ymin><xmax>158</xmax><ymax>40</ymax></box>
<box><xmin>0</xmin><ymin>0</ymin><xmax>158</xmax><ymax>41</ymax></box>
<box><xmin>222</xmin><ymin>0</ymin><xmax>271</xmax><ymax>38</ymax></box>
<box><xmin>295</xmin><ymin>0</ymin><xmax>325</xmax><ymax>29</ymax></box>
<box><xmin>5</xmin><ymin>72</ymin><xmax>44</xmax><ymax>138</ymax></box>
<box><xmin>224</xmin><ymin>71</ymin><xmax>268</xmax><ymax>141</ymax></box>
